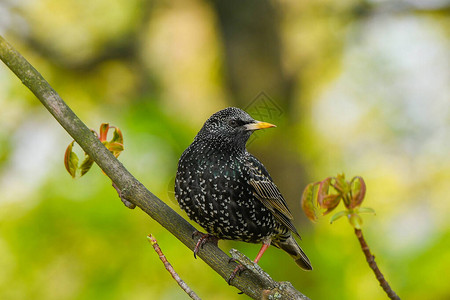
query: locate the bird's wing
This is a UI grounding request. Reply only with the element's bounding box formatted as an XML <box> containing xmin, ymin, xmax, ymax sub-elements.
<box><xmin>246</xmin><ymin>154</ymin><xmax>300</xmax><ymax>238</ymax></box>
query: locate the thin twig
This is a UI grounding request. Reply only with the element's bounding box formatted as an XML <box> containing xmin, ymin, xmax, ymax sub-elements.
<box><xmin>147</xmin><ymin>234</ymin><xmax>201</xmax><ymax>300</ymax></box>
<box><xmin>354</xmin><ymin>229</ymin><xmax>400</xmax><ymax>300</ymax></box>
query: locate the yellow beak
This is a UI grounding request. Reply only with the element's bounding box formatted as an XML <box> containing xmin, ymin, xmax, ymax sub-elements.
<box><xmin>245</xmin><ymin>121</ymin><xmax>276</xmax><ymax>131</ymax></box>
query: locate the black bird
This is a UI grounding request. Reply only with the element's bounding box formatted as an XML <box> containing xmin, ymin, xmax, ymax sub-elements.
<box><xmin>175</xmin><ymin>107</ymin><xmax>312</xmax><ymax>278</ymax></box>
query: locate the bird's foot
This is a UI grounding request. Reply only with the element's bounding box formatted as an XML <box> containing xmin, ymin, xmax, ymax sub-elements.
<box><xmin>192</xmin><ymin>231</ymin><xmax>219</xmax><ymax>259</ymax></box>
<box><xmin>227</xmin><ymin>258</ymin><xmax>247</xmax><ymax>284</ymax></box>
<box><xmin>228</xmin><ymin>249</ymin><xmax>275</xmax><ymax>287</ymax></box>
<box><xmin>112</xmin><ymin>182</ymin><xmax>136</xmax><ymax>209</ymax></box>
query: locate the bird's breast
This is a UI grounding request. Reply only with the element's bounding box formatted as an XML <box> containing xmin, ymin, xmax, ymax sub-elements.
<box><xmin>175</xmin><ymin>147</ymin><xmax>279</xmax><ymax>242</ymax></box>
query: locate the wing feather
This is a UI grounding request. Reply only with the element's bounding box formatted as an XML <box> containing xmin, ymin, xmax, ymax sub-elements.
<box><xmin>246</xmin><ymin>155</ymin><xmax>300</xmax><ymax>238</ymax></box>
<box><xmin>249</xmin><ymin>179</ymin><xmax>293</xmax><ymax>219</ymax></box>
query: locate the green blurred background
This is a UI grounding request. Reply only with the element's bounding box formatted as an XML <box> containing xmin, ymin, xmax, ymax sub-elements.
<box><xmin>0</xmin><ymin>0</ymin><xmax>449</xmax><ymax>299</ymax></box>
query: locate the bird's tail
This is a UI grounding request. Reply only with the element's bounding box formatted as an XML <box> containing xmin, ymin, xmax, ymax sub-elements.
<box><xmin>273</xmin><ymin>234</ymin><xmax>313</xmax><ymax>270</ymax></box>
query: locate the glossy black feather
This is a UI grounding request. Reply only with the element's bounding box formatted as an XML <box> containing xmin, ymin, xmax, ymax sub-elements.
<box><xmin>174</xmin><ymin>107</ymin><xmax>312</xmax><ymax>269</ymax></box>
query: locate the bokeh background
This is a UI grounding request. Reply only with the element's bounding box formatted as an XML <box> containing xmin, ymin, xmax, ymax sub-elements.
<box><xmin>0</xmin><ymin>0</ymin><xmax>449</xmax><ymax>299</ymax></box>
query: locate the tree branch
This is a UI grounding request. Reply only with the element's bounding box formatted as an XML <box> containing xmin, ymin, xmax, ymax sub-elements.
<box><xmin>0</xmin><ymin>35</ymin><xmax>310</xmax><ymax>300</ymax></box>
<box><xmin>355</xmin><ymin>229</ymin><xmax>400</xmax><ymax>300</ymax></box>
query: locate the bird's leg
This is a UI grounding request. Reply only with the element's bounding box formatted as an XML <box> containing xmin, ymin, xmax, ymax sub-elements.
<box><xmin>227</xmin><ymin>242</ymin><xmax>271</xmax><ymax>284</ymax></box>
<box><xmin>192</xmin><ymin>231</ymin><xmax>219</xmax><ymax>259</ymax></box>
<box><xmin>254</xmin><ymin>243</ymin><xmax>270</xmax><ymax>264</ymax></box>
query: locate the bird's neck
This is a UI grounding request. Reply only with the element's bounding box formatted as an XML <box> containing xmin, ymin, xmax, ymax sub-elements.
<box><xmin>193</xmin><ymin>137</ymin><xmax>247</xmax><ymax>156</ymax></box>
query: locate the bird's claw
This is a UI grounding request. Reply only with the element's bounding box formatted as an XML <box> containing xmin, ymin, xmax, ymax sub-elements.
<box><xmin>192</xmin><ymin>231</ymin><xmax>219</xmax><ymax>259</ymax></box>
<box><xmin>227</xmin><ymin>263</ymin><xmax>247</xmax><ymax>285</ymax></box>
<box><xmin>227</xmin><ymin>256</ymin><xmax>247</xmax><ymax>284</ymax></box>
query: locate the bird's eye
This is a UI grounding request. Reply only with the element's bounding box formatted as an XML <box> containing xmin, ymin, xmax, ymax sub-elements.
<box><xmin>228</xmin><ymin>119</ymin><xmax>238</xmax><ymax>127</ymax></box>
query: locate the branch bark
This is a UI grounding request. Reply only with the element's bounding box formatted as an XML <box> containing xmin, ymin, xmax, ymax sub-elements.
<box><xmin>0</xmin><ymin>35</ymin><xmax>310</xmax><ymax>300</ymax></box>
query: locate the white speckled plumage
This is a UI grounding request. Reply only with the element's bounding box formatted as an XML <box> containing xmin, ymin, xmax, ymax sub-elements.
<box><xmin>175</xmin><ymin>107</ymin><xmax>312</xmax><ymax>270</ymax></box>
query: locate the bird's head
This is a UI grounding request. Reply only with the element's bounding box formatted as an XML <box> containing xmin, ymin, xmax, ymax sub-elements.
<box><xmin>195</xmin><ymin>107</ymin><xmax>276</xmax><ymax>150</ymax></box>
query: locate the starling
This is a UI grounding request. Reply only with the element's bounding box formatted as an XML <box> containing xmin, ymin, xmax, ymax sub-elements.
<box><xmin>175</xmin><ymin>107</ymin><xmax>312</xmax><ymax>278</ymax></box>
